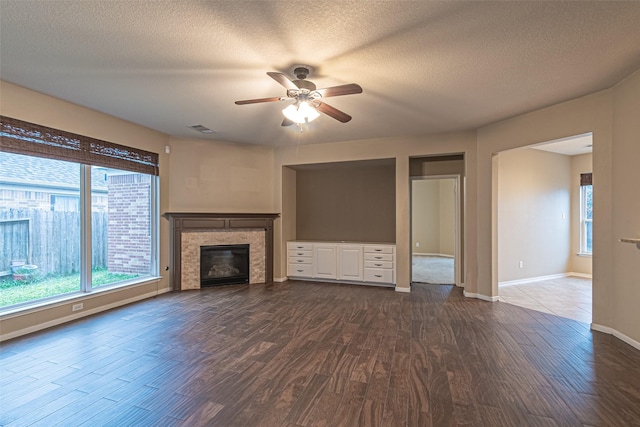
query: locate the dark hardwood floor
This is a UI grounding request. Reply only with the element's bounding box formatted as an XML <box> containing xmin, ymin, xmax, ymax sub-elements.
<box><xmin>1</xmin><ymin>281</ymin><xmax>640</xmax><ymax>426</ymax></box>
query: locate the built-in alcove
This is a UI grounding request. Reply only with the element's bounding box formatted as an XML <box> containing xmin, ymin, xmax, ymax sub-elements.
<box><xmin>285</xmin><ymin>159</ymin><xmax>396</xmax><ymax>243</ymax></box>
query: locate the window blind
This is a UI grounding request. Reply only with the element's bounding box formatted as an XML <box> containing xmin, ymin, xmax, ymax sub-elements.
<box><xmin>580</xmin><ymin>172</ymin><xmax>592</xmax><ymax>186</ymax></box>
<box><xmin>0</xmin><ymin>115</ymin><xmax>159</xmax><ymax>176</ymax></box>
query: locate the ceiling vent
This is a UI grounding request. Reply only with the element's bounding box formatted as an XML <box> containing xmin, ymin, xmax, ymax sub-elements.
<box><xmin>188</xmin><ymin>124</ymin><xmax>215</xmax><ymax>134</ymax></box>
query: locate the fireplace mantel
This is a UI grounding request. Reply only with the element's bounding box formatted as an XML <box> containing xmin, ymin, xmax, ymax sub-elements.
<box><xmin>163</xmin><ymin>212</ymin><xmax>279</xmax><ymax>291</ymax></box>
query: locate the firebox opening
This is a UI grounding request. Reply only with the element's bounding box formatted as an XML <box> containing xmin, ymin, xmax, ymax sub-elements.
<box><xmin>200</xmin><ymin>244</ymin><xmax>249</xmax><ymax>287</ymax></box>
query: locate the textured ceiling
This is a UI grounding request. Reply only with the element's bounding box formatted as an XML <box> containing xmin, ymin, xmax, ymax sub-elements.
<box><xmin>1</xmin><ymin>1</ymin><xmax>640</xmax><ymax>146</ymax></box>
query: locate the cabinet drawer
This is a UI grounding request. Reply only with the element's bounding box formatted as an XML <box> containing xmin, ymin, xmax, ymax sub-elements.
<box><xmin>364</xmin><ymin>245</ymin><xmax>394</xmax><ymax>254</ymax></box>
<box><xmin>289</xmin><ymin>256</ymin><xmax>312</xmax><ymax>264</ymax></box>
<box><xmin>364</xmin><ymin>268</ymin><xmax>394</xmax><ymax>283</ymax></box>
<box><xmin>288</xmin><ymin>249</ymin><xmax>312</xmax><ymax>257</ymax></box>
<box><xmin>289</xmin><ymin>263</ymin><xmax>313</xmax><ymax>277</ymax></box>
<box><xmin>364</xmin><ymin>253</ymin><xmax>393</xmax><ymax>262</ymax></box>
<box><xmin>365</xmin><ymin>260</ymin><xmax>393</xmax><ymax>269</ymax></box>
<box><xmin>288</xmin><ymin>242</ymin><xmax>313</xmax><ymax>251</ymax></box>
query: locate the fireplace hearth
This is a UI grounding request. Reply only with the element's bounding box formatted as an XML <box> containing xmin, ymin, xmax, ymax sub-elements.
<box><xmin>200</xmin><ymin>244</ymin><xmax>249</xmax><ymax>286</ymax></box>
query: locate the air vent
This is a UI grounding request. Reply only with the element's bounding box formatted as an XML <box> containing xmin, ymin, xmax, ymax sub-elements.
<box><xmin>188</xmin><ymin>124</ymin><xmax>215</xmax><ymax>134</ymax></box>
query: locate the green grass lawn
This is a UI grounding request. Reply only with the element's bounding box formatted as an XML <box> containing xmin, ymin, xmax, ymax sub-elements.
<box><xmin>0</xmin><ymin>268</ymin><xmax>139</xmax><ymax>307</ymax></box>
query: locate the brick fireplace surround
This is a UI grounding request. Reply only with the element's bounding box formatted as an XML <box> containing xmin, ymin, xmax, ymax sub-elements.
<box><xmin>163</xmin><ymin>213</ymin><xmax>279</xmax><ymax>291</ymax></box>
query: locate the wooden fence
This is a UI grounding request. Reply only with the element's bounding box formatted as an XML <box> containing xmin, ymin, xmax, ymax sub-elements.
<box><xmin>0</xmin><ymin>209</ymin><xmax>108</xmax><ymax>276</ymax></box>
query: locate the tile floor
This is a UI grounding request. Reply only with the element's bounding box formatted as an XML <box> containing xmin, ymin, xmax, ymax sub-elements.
<box><xmin>499</xmin><ymin>275</ymin><xmax>592</xmax><ymax>324</ymax></box>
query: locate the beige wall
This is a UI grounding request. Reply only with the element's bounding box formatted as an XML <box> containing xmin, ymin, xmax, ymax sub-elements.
<box><xmin>611</xmin><ymin>69</ymin><xmax>640</xmax><ymax>344</ymax></box>
<box><xmin>570</xmin><ymin>153</ymin><xmax>593</xmax><ymax>275</ymax></box>
<box><xmin>412</xmin><ymin>179</ymin><xmax>455</xmax><ymax>256</ymax></box>
<box><xmin>497</xmin><ymin>148</ymin><xmax>571</xmax><ymax>282</ymax></box>
<box><xmin>412</xmin><ymin>180</ymin><xmax>441</xmax><ymax>253</ymax></box>
<box><xmin>167</xmin><ymin>137</ymin><xmax>274</xmax><ymax>213</ymax></box>
<box><xmin>439</xmin><ymin>179</ymin><xmax>456</xmax><ymax>256</ymax></box>
<box><xmin>294</xmin><ymin>162</ymin><xmax>395</xmax><ymax>243</ymax></box>
<box><xmin>0</xmin><ymin>81</ymin><xmax>171</xmax><ymax>340</ymax></box>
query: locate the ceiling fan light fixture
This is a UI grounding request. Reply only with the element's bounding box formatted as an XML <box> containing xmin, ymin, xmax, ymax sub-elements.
<box><xmin>282</xmin><ymin>101</ymin><xmax>320</xmax><ymax>124</ymax></box>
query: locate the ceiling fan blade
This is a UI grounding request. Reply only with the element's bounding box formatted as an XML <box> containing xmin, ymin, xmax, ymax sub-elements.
<box><xmin>235</xmin><ymin>96</ymin><xmax>283</xmax><ymax>105</ymax></box>
<box><xmin>315</xmin><ymin>102</ymin><xmax>352</xmax><ymax>123</ymax></box>
<box><xmin>267</xmin><ymin>72</ymin><xmax>299</xmax><ymax>91</ymax></box>
<box><xmin>281</xmin><ymin>118</ymin><xmax>294</xmax><ymax>127</ymax></box>
<box><xmin>318</xmin><ymin>83</ymin><xmax>363</xmax><ymax>98</ymax></box>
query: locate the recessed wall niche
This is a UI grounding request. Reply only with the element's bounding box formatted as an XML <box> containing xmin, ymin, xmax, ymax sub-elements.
<box><xmin>286</xmin><ymin>159</ymin><xmax>396</xmax><ymax>243</ymax></box>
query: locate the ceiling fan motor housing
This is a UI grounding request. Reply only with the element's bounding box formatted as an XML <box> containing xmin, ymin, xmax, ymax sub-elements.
<box><xmin>293</xmin><ymin>67</ymin><xmax>310</xmax><ymax>79</ymax></box>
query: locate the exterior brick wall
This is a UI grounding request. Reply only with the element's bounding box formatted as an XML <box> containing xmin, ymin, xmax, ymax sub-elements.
<box><xmin>107</xmin><ymin>173</ymin><xmax>151</xmax><ymax>274</ymax></box>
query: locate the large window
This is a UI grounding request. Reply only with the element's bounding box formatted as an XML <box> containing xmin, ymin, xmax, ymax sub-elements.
<box><xmin>580</xmin><ymin>173</ymin><xmax>593</xmax><ymax>255</ymax></box>
<box><xmin>0</xmin><ymin>116</ymin><xmax>159</xmax><ymax>310</ymax></box>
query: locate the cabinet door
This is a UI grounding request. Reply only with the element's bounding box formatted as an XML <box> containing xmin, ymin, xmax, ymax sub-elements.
<box><xmin>313</xmin><ymin>245</ymin><xmax>337</xmax><ymax>279</ymax></box>
<box><xmin>338</xmin><ymin>245</ymin><xmax>363</xmax><ymax>281</ymax></box>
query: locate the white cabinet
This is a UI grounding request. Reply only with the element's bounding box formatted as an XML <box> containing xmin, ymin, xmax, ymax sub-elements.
<box><xmin>313</xmin><ymin>244</ymin><xmax>338</xmax><ymax>279</ymax></box>
<box><xmin>287</xmin><ymin>242</ymin><xmax>313</xmax><ymax>278</ymax></box>
<box><xmin>363</xmin><ymin>245</ymin><xmax>396</xmax><ymax>284</ymax></box>
<box><xmin>288</xmin><ymin>241</ymin><xmax>395</xmax><ymax>286</ymax></box>
<box><xmin>337</xmin><ymin>245</ymin><xmax>363</xmax><ymax>281</ymax></box>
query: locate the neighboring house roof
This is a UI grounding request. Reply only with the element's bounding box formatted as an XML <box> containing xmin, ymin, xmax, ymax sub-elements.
<box><xmin>0</xmin><ymin>151</ymin><xmax>108</xmax><ymax>191</ymax></box>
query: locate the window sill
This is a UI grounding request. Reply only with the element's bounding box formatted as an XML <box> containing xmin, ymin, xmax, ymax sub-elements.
<box><xmin>0</xmin><ymin>276</ymin><xmax>164</xmax><ymax>320</ymax></box>
<box><xmin>577</xmin><ymin>252</ymin><xmax>592</xmax><ymax>258</ymax></box>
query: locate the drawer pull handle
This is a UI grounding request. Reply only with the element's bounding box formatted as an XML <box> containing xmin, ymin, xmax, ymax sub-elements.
<box><xmin>297</xmin><ymin>246</ymin><xmax>304</xmax><ymax>249</ymax></box>
<box><xmin>375</xmin><ymin>275</ymin><xmax>383</xmax><ymax>278</ymax></box>
<box><xmin>297</xmin><ymin>253</ymin><xmax>304</xmax><ymax>255</ymax></box>
<box><xmin>375</xmin><ymin>249</ymin><xmax>382</xmax><ymax>252</ymax></box>
<box><xmin>375</xmin><ymin>256</ymin><xmax>382</xmax><ymax>259</ymax></box>
<box><xmin>375</xmin><ymin>263</ymin><xmax>382</xmax><ymax>266</ymax></box>
<box><xmin>297</xmin><ymin>270</ymin><xmax>304</xmax><ymax>273</ymax></box>
<box><xmin>297</xmin><ymin>260</ymin><xmax>304</xmax><ymax>262</ymax></box>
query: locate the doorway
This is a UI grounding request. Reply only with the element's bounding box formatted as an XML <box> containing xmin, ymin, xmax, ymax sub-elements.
<box><xmin>495</xmin><ymin>133</ymin><xmax>593</xmax><ymax>323</ymax></box>
<box><xmin>410</xmin><ymin>176</ymin><xmax>460</xmax><ymax>286</ymax></box>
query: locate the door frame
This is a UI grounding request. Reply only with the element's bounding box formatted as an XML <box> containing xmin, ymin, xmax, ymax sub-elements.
<box><xmin>410</xmin><ymin>174</ymin><xmax>461</xmax><ymax>287</ymax></box>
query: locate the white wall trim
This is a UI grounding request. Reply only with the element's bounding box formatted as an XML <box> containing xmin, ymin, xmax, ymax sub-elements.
<box><xmin>569</xmin><ymin>272</ymin><xmax>592</xmax><ymax>279</ymax></box>
<box><xmin>395</xmin><ymin>286</ymin><xmax>411</xmax><ymax>293</ymax></box>
<box><xmin>499</xmin><ymin>273</ymin><xmax>569</xmax><ymax>286</ymax></box>
<box><xmin>412</xmin><ymin>253</ymin><xmax>454</xmax><ymax>258</ymax></box>
<box><xmin>591</xmin><ymin>323</ymin><xmax>640</xmax><ymax>351</ymax></box>
<box><xmin>499</xmin><ymin>272</ymin><xmax>592</xmax><ymax>286</ymax></box>
<box><xmin>273</xmin><ymin>276</ymin><xmax>288</xmax><ymax>283</ymax></box>
<box><xmin>0</xmin><ymin>288</ymin><xmax>169</xmax><ymax>342</ymax></box>
<box><xmin>463</xmin><ymin>290</ymin><xmax>499</xmax><ymax>302</ymax></box>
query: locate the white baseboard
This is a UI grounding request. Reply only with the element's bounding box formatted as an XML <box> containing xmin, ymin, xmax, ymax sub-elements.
<box><xmin>0</xmin><ymin>288</ymin><xmax>169</xmax><ymax>342</ymax></box>
<box><xmin>499</xmin><ymin>272</ymin><xmax>592</xmax><ymax>287</ymax></box>
<box><xmin>569</xmin><ymin>272</ymin><xmax>593</xmax><ymax>279</ymax></box>
<box><xmin>412</xmin><ymin>253</ymin><xmax>454</xmax><ymax>258</ymax></box>
<box><xmin>273</xmin><ymin>276</ymin><xmax>288</xmax><ymax>283</ymax></box>
<box><xmin>499</xmin><ymin>273</ymin><xmax>568</xmax><ymax>286</ymax></box>
<box><xmin>395</xmin><ymin>286</ymin><xmax>411</xmax><ymax>293</ymax></box>
<box><xmin>463</xmin><ymin>290</ymin><xmax>499</xmax><ymax>302</ymax></box>
<box><xmin>591</xmin><ymin>323</ymin><xmax>640</xmax><ymax>351</ymax></box>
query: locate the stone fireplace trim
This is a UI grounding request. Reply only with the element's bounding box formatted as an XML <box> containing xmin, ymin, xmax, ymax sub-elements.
<box><xmin>163</xmin><ymin>212</ymin><xmax>279</xmax><ymax>291</ymax></box>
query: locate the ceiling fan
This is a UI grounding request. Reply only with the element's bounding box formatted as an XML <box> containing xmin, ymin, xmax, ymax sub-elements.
<box><xmin>235</xmin><ymin>66</ymin><xmax>363</xmax><ymax>126</ymax></box>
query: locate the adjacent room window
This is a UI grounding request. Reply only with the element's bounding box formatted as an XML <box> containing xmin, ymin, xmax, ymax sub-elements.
<box><xmin>0</xmin><ymin>116</ymin><xmax>159</xmax><ymax>309</ymax></box>
<box><xmin>580</xmin><ymin>172</ymin><xmax>593</xmax><ymax>255</ymax></box>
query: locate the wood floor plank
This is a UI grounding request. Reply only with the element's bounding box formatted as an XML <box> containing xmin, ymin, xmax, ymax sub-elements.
<box><xmin>1</xmin><ymin>281</ymin><xmax>639</xmax><ymax>426</ymax></box>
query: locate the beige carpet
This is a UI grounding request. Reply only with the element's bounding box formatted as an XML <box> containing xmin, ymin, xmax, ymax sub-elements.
<box><xmin>412</xmin><ymin>255</ymin><xmax>454</xmax><ymax>284</ymax></box>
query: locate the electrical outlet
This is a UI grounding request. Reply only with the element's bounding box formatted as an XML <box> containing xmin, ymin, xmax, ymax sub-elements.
<box><xmin>72</xmin><ymin>303</ymin><xmax>83</xmax><ymax>312</ymax></box>
<box><xmin>519</xmin><ymin>261</ymin><xmax>524</xmax><ymax>269</ymax></box>
<box><xmin>416</xmin><ymin>242</ymin><xmax>420</xmax><ymax>247</ymax></box>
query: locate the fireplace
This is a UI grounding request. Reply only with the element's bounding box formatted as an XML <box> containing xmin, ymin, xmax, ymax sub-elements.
<box><xmin>163</xmin><ymin>213</ymin><xmax>279</xmax><ymax>291</ymax></box>
<box><xmin>200</xmin><ymin>244</ymin><xmax>249</xmax><ymax>286</ymax></box>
